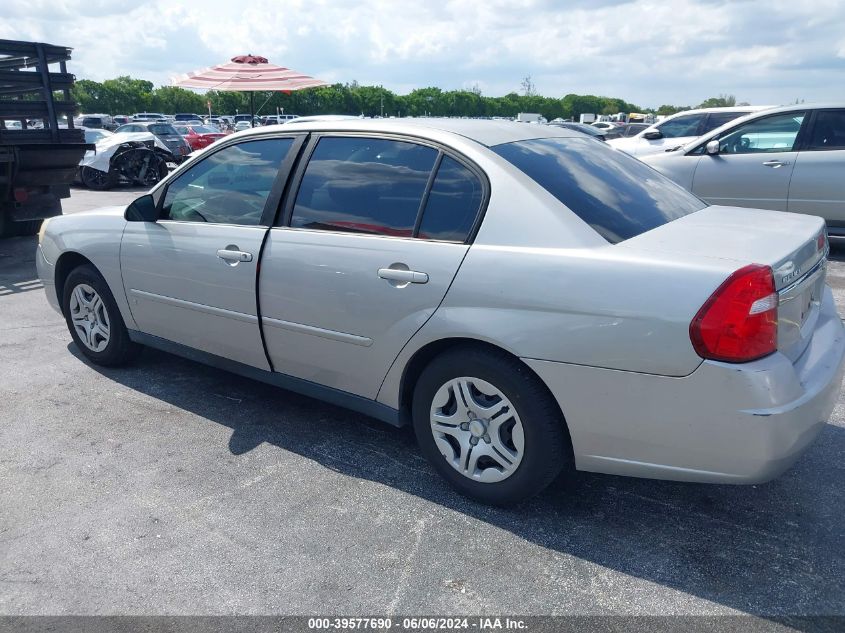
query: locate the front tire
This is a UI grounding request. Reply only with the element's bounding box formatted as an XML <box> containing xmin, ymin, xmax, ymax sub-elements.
<box><xmin>412</xmin><ymin>347</ymin><xmax>572</xmax><ymax>505</ymax></box>
<box><xmin>80</xmin><ymin>166</ymin><xmax>117</xmax><ymax>191</ymax></box>
<box><xmin>62</xmin><ymin>265</ymin><xmax>140</xmax><ymax>366</ymax></box>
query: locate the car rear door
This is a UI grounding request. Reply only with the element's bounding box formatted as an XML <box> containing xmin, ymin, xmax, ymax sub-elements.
<box><xmin>120</xmin><ymin>134</ymin><xmax>304</xmax><ymax>369</ymax></box>
<box><xmin>259</xmin><ymin>134</ymin><xmax>487</xmax><ymax>399</ymax></box>
<box><xmin>788</xmin><ymin>109</ymin><xmax>845</xmax><ymax>231</ymax></box>
<box><xmin>691</xmin><ymin>111</ymin><xmax>807</xmax><ymax>210</ymax></box>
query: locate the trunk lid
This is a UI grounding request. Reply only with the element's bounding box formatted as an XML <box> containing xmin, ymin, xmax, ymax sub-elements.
<box><xmin>619</xmin><ymin>205</ymin><xmax>828</xmax><ymax>362</ymax></box>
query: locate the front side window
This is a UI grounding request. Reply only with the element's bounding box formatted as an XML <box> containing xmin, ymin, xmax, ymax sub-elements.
<box><xmin>703</xmin><ymin>111</ymin><xmax>747</xmax><ymax>133</ymax></box>
<box><xmin>291</xmin><ymin>136</ymin><xmax>438</xmax><ymax>237</ymax></box>
<box><xmin>717</xmin><ymin>112</ymin><xmax>805</xmax><ymax>154</ymax></box>
<box><xmin>656</xmin><ymin>114</ymin><xmax>705</xmax><ymax>138</ymax></box>
<box><xmin>161</xmin><ymin>138</ymin><xmax>292</xmax><ymax>225</ymax></box>
<box><xmin>807</xmin><ymin>110</ymin><xmax>845</xmax><ymax>150</ymax></box>
<box><xmin>492</xmin><ymin>137</ymin><xmax>706</xmax><ymax>244</ymax></box>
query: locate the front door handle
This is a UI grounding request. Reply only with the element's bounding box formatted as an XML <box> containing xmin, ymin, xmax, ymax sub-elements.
<box><xmin>762</xmin><ymin>160</ymin><xmax>789</xmax><ymax>168</ymax></box>
<box><xmin>378</xmin><ymin>268</ymin><xmax>429</xmax><ymax>284</ymax></box>
<box><xmin>217</xmin><ymin>249</ymin><xmax>253</xmax><ymax>263</ymax></box>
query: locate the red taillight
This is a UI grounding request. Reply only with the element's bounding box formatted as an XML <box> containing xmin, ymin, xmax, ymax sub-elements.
<box><xmin>817</xmin><ymin>232</ymin><xmax>826</xmax><ymax>252</ymax></box>
<box><xmin>13</xmin><ymin>188</ymin><xmax>29</xmax><ymax>202</ymax></box>
<box><xmin>690</xmin><ymin>264</ymin><xmax>778</xmax><ymax>363</ymax></box>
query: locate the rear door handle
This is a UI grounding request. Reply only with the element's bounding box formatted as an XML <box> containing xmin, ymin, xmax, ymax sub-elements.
<box><xmin>378</xmin><ymin>268</ymin><xmax>429</xmax><ymax>284</ymax></box>
<box><xmin>762</xmin><ymin>160</ymin><xmax>789</xmax><ymax>168</ymax></box>
<box><xmin>217</xmin><ymin>249</ymin><xmax>253</xmax><ymax>262</ymax></box>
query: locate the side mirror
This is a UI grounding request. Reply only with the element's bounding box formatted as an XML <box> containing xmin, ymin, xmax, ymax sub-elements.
<box><xmin>705</xmin><ymin>140</ymin><xmax>720</xmax><ymax>155</ymax></box>
<box><xmin>643</xmin><ymin>129</ymin><xmax>663</xmax><ymax>140</ymax></box>
<box><xmin>125</xmin><ymin>194</ymin><xmax>158</xmax><ymax>222</ymax></box>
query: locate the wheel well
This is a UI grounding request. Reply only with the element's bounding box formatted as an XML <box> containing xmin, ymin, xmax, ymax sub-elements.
<box><xmin>54</xmin><ymin>251</ymin><xmax>95</xmax><ymax>309</ymax></box>
<box><xmin>397</xmin><ymin>338</ymin><xmax>568</xmax><ymax>432</ymax></box>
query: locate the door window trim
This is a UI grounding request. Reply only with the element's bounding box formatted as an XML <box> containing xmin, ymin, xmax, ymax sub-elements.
<box><xmin>275</xmin><ymin>131</ymin><xmax>491</xmax><ymax>245</ymax></box>
<box><xmin>152</xmin><ymin>133</ymin><xmax>308</xmax><ymax>227</ymax></box>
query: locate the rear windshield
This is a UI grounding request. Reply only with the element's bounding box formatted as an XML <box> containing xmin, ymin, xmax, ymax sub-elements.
<box><xmin>149</xmin><ymin>124</ymin><xmax>178</xmax><ymax>136</ymax></box>
<box><xmin>491</xmin><ymin>137</ymin><xmax>706</xmax><ymax>243</ymax></box>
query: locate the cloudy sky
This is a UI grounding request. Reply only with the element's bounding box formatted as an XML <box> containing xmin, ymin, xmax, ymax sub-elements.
<box><xmin>3</xmin><ymin>0</ymin><xmax>844</xmax><ymax>108</ymax></box>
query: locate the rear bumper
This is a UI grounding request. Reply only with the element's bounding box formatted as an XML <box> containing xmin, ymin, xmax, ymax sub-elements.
<box><xmin>525</xmin><ymin>286</ymin><xmax>845</xmax><ymax>483</ymax></box>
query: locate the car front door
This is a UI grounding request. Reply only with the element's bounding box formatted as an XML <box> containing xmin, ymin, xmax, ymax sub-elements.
<box><xmin>691</xmin><ymin>111</ymin><xmax>807</xmax><ymax>210</ymax></box>
<box><xmin>788</xmin><ymin>109</ymin><xmax>845</xmax><ymax>230</ymax></box>
<box><xmin>120</xmin><ymin>135</ymin><xmax>302</xmax><ymax>369</ymax></box>
<box><xmin>259</xmin><ymin>135</ymin><xmax>486</xmax><ymax>398</ymax></box>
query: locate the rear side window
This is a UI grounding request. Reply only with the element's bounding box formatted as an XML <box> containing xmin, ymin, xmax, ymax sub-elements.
<box><xmin>492</xmin><ymin>137</ymin><xmax>706</xmax><ymax>244</ymax></box>
<box><xmin>418</xmin><ymin>156</ymin><xmax>483</xmax><ymax>242</ymax></box>
<box><xmin>291</xmin><ymin>137</ymin><xmax>438</xmax><ymax>237</ymax></box>
<box><xmin>807</xmin><ymin>110</ymin><xmax>845</xmax><ymax>150</ymax></box>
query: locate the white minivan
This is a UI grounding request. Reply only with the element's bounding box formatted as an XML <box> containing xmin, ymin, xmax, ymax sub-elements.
<box><xmin>608</xmin><ymin>106</ymin><xmax>774</xmax><ymax>157</ymax></box>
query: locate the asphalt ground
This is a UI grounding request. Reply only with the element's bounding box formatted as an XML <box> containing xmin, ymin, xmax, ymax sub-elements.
<box><xmin>1</xmin><ymin>186</ymin><xmax>843</xmax><ymax>619</ymax></box>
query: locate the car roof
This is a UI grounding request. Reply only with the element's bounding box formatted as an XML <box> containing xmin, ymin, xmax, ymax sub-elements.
<box><xmin>242</xmin><ymin>117</ymin><xmax>580</xmax><ymax>147</ymax></box>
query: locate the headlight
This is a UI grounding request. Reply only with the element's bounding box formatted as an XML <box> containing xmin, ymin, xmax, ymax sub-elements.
<box><xmin>38</xmin><ymin>217</ymin><xmax>50</xmax><ymax>245</ymax></box>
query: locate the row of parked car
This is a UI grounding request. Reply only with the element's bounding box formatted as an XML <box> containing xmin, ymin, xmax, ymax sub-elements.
<box><xmin>615</xmin><ymin>104</ymin><xmax>845</xmax><ymax>238</ymax></box>
<box><xmin>77</xmin><ymin>104</ymin><xmax>845</xmax><ymax>239</ymax></box>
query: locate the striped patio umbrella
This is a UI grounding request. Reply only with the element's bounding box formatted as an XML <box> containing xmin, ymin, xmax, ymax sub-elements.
<box><xmin>171</xmin><ymin>54</ymin><xmax>328</xmax><ymax>124</ymax></box>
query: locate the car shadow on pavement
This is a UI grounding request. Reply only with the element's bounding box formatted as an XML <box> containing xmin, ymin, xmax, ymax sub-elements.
<box><xmin>0</xmin><ymin>236</ymin><xmax>44</xmax><ymax>297</ymax></box>
<box><xmin>71</xmin><ymin>343</ymin><xmax>845</xmax><ymax>619</ymax></box>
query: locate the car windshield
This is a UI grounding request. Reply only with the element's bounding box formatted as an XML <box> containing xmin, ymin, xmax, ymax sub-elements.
<box><xmin>492</xmin><ymin>137</ymin><xmax>706</xmax><ymax>243</ymax></box>
<box><xmin>149</xmin><ymin>124</ymin><xmax>178</xmax><ymax>136</ymax></box>
<box><xmin>191</xmin><ymin>125</ymin><xmax>216</xmax><ymax>134</ymax></box>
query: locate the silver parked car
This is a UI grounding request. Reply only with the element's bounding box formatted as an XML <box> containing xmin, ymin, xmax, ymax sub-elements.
<box><xmin>642</xmin><ymin>104</ymin><xmax>845</xmax><ymax>238</ymax></box>
<box><xmin>608</xmin><ymin>106</ymin><xmax>774</xmax><ymax>156</ymax></box>
<box><xmin>36</xmin><ymin>119</ymin><xmax>845</xmax><ymax>505</ymax></box>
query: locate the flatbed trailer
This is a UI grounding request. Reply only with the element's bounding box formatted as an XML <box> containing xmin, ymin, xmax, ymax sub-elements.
<box><xmin>0</xmin><ymin>39</ymin><xmax>90</xmax><ymax>237</ymax></box>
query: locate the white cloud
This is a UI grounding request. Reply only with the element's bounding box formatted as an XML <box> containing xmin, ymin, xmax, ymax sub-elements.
<box><xmin>3</xmin><ymin>0</ymin><xmax>844</xmax><ymax>107</ymax></box>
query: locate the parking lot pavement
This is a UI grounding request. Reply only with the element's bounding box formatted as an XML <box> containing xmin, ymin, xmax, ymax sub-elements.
<box><xmin>1</xmin><ymin>188</ymin><xmax>844</xmax><ymax>617</ymax></box>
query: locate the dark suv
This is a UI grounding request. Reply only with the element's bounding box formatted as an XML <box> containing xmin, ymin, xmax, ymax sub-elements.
<box><xmin>114</xmin><ymin>121</ymin><xmax>192</xmax><ymax>161</ymax></box>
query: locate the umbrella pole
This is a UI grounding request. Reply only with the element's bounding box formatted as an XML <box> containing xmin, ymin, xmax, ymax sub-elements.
<box><xmin>250</xmin><ymin>91</ymin><xmax>255</xmax><ymax>127</ymax></box>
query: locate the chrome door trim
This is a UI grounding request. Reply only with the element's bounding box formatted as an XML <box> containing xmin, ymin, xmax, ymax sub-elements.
<box><xmin>128</xmin><ymin>289</ymin><xmax>258</xmax><ymax>324</ymax></box>
<box><xmin>261</xmin><ymin>315</ymin><xmax>373</xmax><ymax>347</ymax></box>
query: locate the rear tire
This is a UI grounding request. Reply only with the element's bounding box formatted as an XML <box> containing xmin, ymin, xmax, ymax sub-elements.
<box><xmin>412</xmin><ymin>346</ymin><xmax>572</xmax><ymax>505</ymax></box>
<box><xmin>62</xmin><ymin>264</ymin><xmax>140</xmax><ymax>366</ymax></box>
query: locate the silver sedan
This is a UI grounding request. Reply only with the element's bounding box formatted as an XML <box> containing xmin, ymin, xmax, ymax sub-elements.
<box><xmin>642</xmin><ymin>103</ymin><xmax>845</xmax><ymax>238</ymax></box>
<box><xmin>36</xmin><ymin>119</ymin><xmax>845</xmax><ymax>505</ymax></box>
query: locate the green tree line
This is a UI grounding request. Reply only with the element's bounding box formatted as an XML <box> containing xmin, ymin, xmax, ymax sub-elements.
<box><xmin>71</xmin><ymin>76</ymin><xmax>742</xmax><ymax>120</ymax></box>
<box><xmin>72</xmin><ymin>76</ymin><xmax>647</xmax><ymax>120</ymax></box>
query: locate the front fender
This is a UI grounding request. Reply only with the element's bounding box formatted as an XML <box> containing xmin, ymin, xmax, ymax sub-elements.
<box><xmin>39</xmin><ymin>208</ymin><xmax>136</xmax><ymax>330</ymax></box>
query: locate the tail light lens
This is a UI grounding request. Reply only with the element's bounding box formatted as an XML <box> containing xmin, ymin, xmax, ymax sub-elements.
<box><xmin>690</xmin><ymin>264</ymin><xmax>778</xmax><ymax>363</ymax></box>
